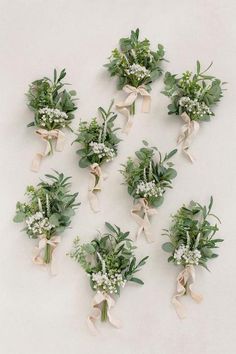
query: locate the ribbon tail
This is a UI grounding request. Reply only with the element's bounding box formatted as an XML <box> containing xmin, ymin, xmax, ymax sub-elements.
<box><xmin>31</xmin><ymin>137</ymin><xmax>51</xmax><ymax>172</ymax></box>
<box><xmin>107</xmin><ymin>310</ymin><xmax>122</xmax><ymax>329</ymax></box>
<box><xmin>172</xmin><ymin>295</ymin><xmax>187</xmax><ymax>319</ymax></box>
<box><xmin>141</xmin><ymin>95</ymin><xmax>151</xmax><ymax>113</ymax></box>
<box><xmin>116</xmin><ymin>105</ymin><xmax>133</xmax><ymax>134</ymax></box>
<box><xmin>55</xmin><ymin>130</ymin><xmax>65</xmax><ymax>152</ymax></box>
<box><xmin>88</xmin><ymin>174</ymin><xmax>101</xmax><ymax>213</ymax></box>
<box><xmin>143</xmin><ymin>212</ymin><xmax>154</xmax><ymax>243</ymax></box>
<box><xmin>188</xmin><ymin>267</ymin><xmax>203</xmax><ymax>303</ymax></box>
<box><xmin>172</xmin><ymin>269</ymin><xmax>188</xmax><ymax>319</ymax></box>
<box><xmin>87</xmin><ymin>307</ymin><xmax>101</xmax><ymax>335</ymax></box>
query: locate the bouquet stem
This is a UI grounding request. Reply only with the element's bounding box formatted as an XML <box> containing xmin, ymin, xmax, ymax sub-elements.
<box><xmin>101</xmin><ymin>300</ymin><xmax>108</xmax><ymax>322</ymax></box>
<box><xmin>130</xmin><ymin>102</ymin><xmax>135</xmax><ymax>115</ymax></box>
<box><xmin>44</xmin><ymin>243</ymin><xmax>52</xmax><ymax>264</ymax></box>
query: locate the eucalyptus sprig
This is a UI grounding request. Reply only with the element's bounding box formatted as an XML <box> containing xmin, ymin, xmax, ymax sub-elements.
<box><xmin>13</xmin><ymin>171</ymin><xmax>80</xmax><ymax>265</ymax></box>
<box><xmin>162</xmin><ymin>61</ymin><xmax>224</xmax><ymax>122</ymax></box>
<box><xmin>74</xmin><ymin>101</ymin><xmax>121</xmax><ymax>168</ymax></box>
<box><xmin>121</xmin><ymin>141</ymin><xmax>177</xmax><ymax>208</ymax></box>
<box><xmin>69</xmin><ymin>222</ymin><xmax>148</xmax><ymax>325</ymax></box>
<box><xmin>105</xmin><ymin>28</ymin><xmax>165</xmax><ymax>91</ymax></box>
<box><xmin>27</xmin><ymin>68</ymin><xmax>78</xmax><ymax>130</ymax></box>
<box><xmin>162</xmin><ymin>197</ymin><xmax>222</xmax><ymax>269</ymax></box>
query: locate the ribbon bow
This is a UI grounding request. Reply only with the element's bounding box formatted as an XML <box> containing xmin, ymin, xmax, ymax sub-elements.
<box><xmin>88</xmin><ymin>163</ymin><xmax>107</xmax><ymax>213</ymax></box>
<box><xmin>116</xmin><ymin>85</ymin><xmax>151</xmax><ymax>134</ymax></box>
<box><xmin>131</xmin><ymin>198</ymin><xmax>157</xmax><ymax>243</ymax></box>
<box><xmin>172</xmin><ymin>265</ymin><xmax>203</xmax><ymax>319</ymax></box>
<box><xmin>32</xmin><ymin>235</ymin><xmax>61</xmax><ymax>273</ymax></box>
<box><xmin>87</xmin><ymin>292</ymin><xmax>121</xmax><ymax>335</ymax></box>
<box><xmin>177</xmin><ymin>112</ymin><xmax>200</xmax><ymax>163</ymax></box>
<box><xmin>31</xmin><ymin>128</ymin><xmax>65</xmax><ymax>172</ymax></box>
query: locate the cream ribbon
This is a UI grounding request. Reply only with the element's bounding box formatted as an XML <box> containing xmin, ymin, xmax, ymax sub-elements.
<box><xmin>131</xmin><ymin>198</ymin><xmax>157</xmax><ymax>243</ymax></box>
<box><xmin>31</xmin><ymin>128</ymin><xmax>65</xmax><ymax>172</ymax></box>
<box><xmin>88</xmin><ymin>163</ymin><xmax>107</xmax><ymax>213</ymax></box>
<box><xmin>116</xmin><ymin>84</ymin><xmax>151</xmax><ymax>134</ymax></box>
<box><xmin>177</xmin><ymin>112</ymin><xmax>200</xmax><ymax>163</ymax></box>
<box><xmin>32</xmin><ymin>234</ymin><xmax>61</xmax><ymax>274</ymax></box>
<box><xmin>87</xmin><ymin>292</ymin><xmax>121</xmax><ymax>335</ymax></box>
<box><xmin>172</xmin><ymin>265</ymin><xmax>203</xmax><ymax>319</ymax></box>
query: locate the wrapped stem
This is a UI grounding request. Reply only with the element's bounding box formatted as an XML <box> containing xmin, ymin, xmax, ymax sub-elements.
<box><xmin>44</xmin><ymin>243</ymin><xmax>52</xmax><ymax>264</ymax></box>
<box><xmin>101</xmin><ymin>300</ymin><xmax>108</xmax><ymax>322</ymax></box>
<box><xmin>130</xmin><ymin>102</ymin><xmax>135</xmax><ymax>115</ymax></box>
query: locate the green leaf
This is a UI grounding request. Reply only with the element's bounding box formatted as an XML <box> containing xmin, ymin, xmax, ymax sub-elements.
<box><xmin>79</xmin><ymin>157</ymin><xmax>91</xmax><ymax>168</ymax></box>
<box><xmin>13</xmin><ymin>212</ymin><xmax>25</xmax><ymax>223</ymax></box>
<box><xmin>105</xmin><ymin>222</ymin><xmax>117</xmax><ymax>233</ymax></box>
<box><xmin>130</xmin><ymin>277</ymin><xmax>144</xmax><ymax>285</ymax></box>
<box><xmin>162</xmin><ymin>242</ymin><xmax>174</xmax><ymax>253</ymax></box>
<box><xmin>63</xmin><ymin>208</ymin><xmax>75</xmax><ymax>217</ymax></box>
<box><xmin>49</xmin><ymin>214</ymin><xmax>60</xmax><ymax>227</ymax></box>
<box><xmin>84</xmin><ymin>244</ymin><xmax>95</xmax><ymax>254</ymax></box>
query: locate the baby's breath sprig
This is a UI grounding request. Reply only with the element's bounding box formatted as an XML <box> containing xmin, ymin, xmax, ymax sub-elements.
<box><xmin>121</xmin><ymin>141</ymin><xmax>177</xmax><ymax>242</ymax></box>
<box><xmin>13</xmin><ymin>171</ymin><xmax>80</xmax><ymax>266</ymax></box>
<box><xmin>27</xmin><ymin>69</ymin><xmax>78</xmax><ymax>171</ymax></box>
<box><xmin>162</xmin><ymin>197</ymin><xmax>223</xmax><ymax>318</ymax></box>
<box><xmin>105</xmin><ymin>29</ymin><xmax>165</xmax><ymax>131</ymax></box>
<box><xmin>69</xmin><ymin>223</ymin><xmax>148</xmax><ymax>330</ymax></box>
<box><xmin>74</xmin><ymin>101</ymin><xmax>121</xmax><ymax>212</ymax></box>
<box><xmin>162</xmin><ymin>62</ymin><xmax>225</xmax><ymax>162</ymax></box>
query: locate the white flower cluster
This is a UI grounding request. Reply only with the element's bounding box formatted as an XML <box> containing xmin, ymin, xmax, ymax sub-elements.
<box><xmin>91</xmin><ymin>271</ymin><xmax>126</xmax><ymax>294</ymax></box>
<box><xmin>126</xmin><ymin>63</ymin><xmax>150</xmax><ymax>81</ymax></box>
<box><xmin>38</xmin><ymin>107</ymin><xmax>68</xmax><ymax>128</ymax></box>
<box><xmin>174</xmin><ymin>244</ymin><xmax>201</xmax><ymax>265</ymax></box>
<box><xmin>25</xmin><ymin>211</ymin><xmax>54</xmax><ymax>237</ymax></box>
<box><xmin>179</xmin><ymin>96</ymin><xmax>213</xmax><ymax>118</ymax></box>
<box><xmin>136</xmin><ymin>180</ymin><xmax>163</xmax><ymax>198</ymax></box>
<box><xmin>89</xmin><ymin>141</ymin><xmax>116</xmax><ymax>162</ymax></box>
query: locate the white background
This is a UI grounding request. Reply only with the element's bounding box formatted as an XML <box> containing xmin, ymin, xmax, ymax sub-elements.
<box><xmin>0</xmin><ymin>1</ymin><xmax>236</xmax><ymax>353</ymax></box>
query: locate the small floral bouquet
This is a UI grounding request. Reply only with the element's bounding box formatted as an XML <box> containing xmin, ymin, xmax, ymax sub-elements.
<box><xmin>27</xmin><ymin>69</ymin><xmax>78</xmax><ymax>171</ymax></box>
<box><xmin>74</xmin><ymin>101</ymin><xmax>121</xmax><ymax>212</ymax></box>
<box><xmin>162</xmin><ymin>61</ymin><xmax>224</xmax><ymax>162</ymax></box>
<box><xmin>69</xmin><ymin>222</ymin><xmax>148</xmax><ymax>334</ymax></box>
<box><xmin>13</xmin><ymin>171</ymin><xmax>79</xmax><ymax>271</ymax></box>
<box><xmin>162</xmin><ymin>197</ymin><xmax>223</xmax><ymax>318</ymax></box>
<box><xmin>105</xmin><ymin>28</ymin><xmax>165</xmax><ymax>133</ymax></box>
<box><xmin>121</xmin><ymin>141</ymin><xmax>177</xmax><ymax>242</ymax></box>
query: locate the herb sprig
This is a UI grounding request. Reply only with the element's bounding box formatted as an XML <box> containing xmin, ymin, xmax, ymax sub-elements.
<box><xmin>14</xmin><ymin>171</ymin><xmax>79</xmax><ymax>264</ymax></box>
<box><xmin>105</xmin><ymin>28</ymin><xmax>165</xmax><ymax>90</ymax></box>
<box><xmin>27</xmin><ymin>68</ymin><xmax>78</xmax><ymax>130</ymax></box>
<box><xmin>121</xmin><ymin>141</ymin><xmax>177</xmax><ymax>208</ymax></box>
<box><xmin>162</xmin><ymin>197</ymin><xmax>223</xmax><ymax>270</ymax></box>
<box><xmin>162</xmin><ymin>61</ymin><xmax>224</xmax><ymax>121</ymax></box>
<box><xmin>69</xmin><ymin>223</ymin><xmax>148</xmax><ymax>323</ymax></box>
<box><xmin>74</xmin><ymin>101</ymin><xmax>121</xmax><ymax>168</ymax></box>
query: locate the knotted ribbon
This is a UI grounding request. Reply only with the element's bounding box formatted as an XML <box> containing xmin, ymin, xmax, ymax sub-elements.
<box><xmin>31</xmin><ymin>128</ymin><xmax>65</xmax><ymax>172</ymax></box>
<box><xmin>87</xmin><ymin>292</ymin><xmax>121</xmax><ymax>335</ymax></box>
<box><xmin>172</xmin><ymin>265</ymin><xmax>203</xmax><ymax>319</ymax></box>
<box><xmin>131</xmin><ymin>198</ymin><xmax>157</xmax><ymax>243</ymax></box>
<box><xmin>177</xmin><ymin>112</ymin><xmax>200</xmax><ymax>163</ymax></box>
<box><xmin>88</xmin><ymin>163</ymin><xmax>107</xmax><ymax>213</ymax></box>
<box><xmin>32</xmin><ymin>234</ymin><xmax>61</xmax><ymax>274</ymax></box>
<box><xmin>116</xmin><ymin>85</ymin><xmax>151</xmax><ymax>134</ymax></box>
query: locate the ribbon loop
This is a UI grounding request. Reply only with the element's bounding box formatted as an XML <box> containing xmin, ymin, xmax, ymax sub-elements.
<box><xmin>177</xmin><ymin>112</ymin><xmax>200</xmax><ymax>163</ymax></box>
<box><xmin>88</xmin><ymin>164</ymin><xmax>107</xmax><ymax>213</ymax></box>
<box><xmin>131</xmin><ymin>198</ymin><xmax>157</xmax><ymax>243</ymax></box>
<box><xmin>87</xmin><ymin>292</ymin><xmax>121</xmax><ymax>335</ymax></box>
<box><xmin>116</xmin><ymin>85</ymin><xmax>151</xmax><ymax>134</ymax></box>
<box><xmin>172</xmin><ymin>265</ymin><xmax>203</xmax><ymax>319</ymax></box>
<box><xmin>31</xmin><ymin>129</ymin><xmax>65</xmax><ymax>172</ymax></box>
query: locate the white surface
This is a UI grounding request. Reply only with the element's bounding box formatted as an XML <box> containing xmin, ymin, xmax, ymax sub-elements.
<box><xmin>0</xmin><ymin>1</ymin><xmax>236</xmax><ymax>353</ymax></box>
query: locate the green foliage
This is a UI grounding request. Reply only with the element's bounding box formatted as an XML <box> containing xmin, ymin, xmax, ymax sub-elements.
<box><xmin>26</xmin><ymin>69</ymin><xmax>78</xmax><ymax>129</ymax></box>
<box><xmin>13</xmin><ymin>171</ymin><xmax>80</xmax><ymax>239</ymax></box>
<box><xmin>69</xmin><ymin>223</ymin><xmax>148</xmax><ymax>295</ymax></box>
<box><xmin>162</xmin><ymin>61</ymin><xmax>224</xmax><ymax>121</ymax></box>
<box><xmin>74</xmin><ymin>101</ymin><xmax>121</xmax><ymax>168</ymax></box>
<box><xmin>121</xmin><ymin>142</ymin><xmax>177</xmax><ymax>207</ymax></box>
<box><xmin>162</xmin><ymin>197</ymin><xmax>223</xmax><ymax>270</ymax></box>
<box><xmin>105</xmin><ymin>28</ymin><xmax>165</xmax><ymax>90</ymax></box>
